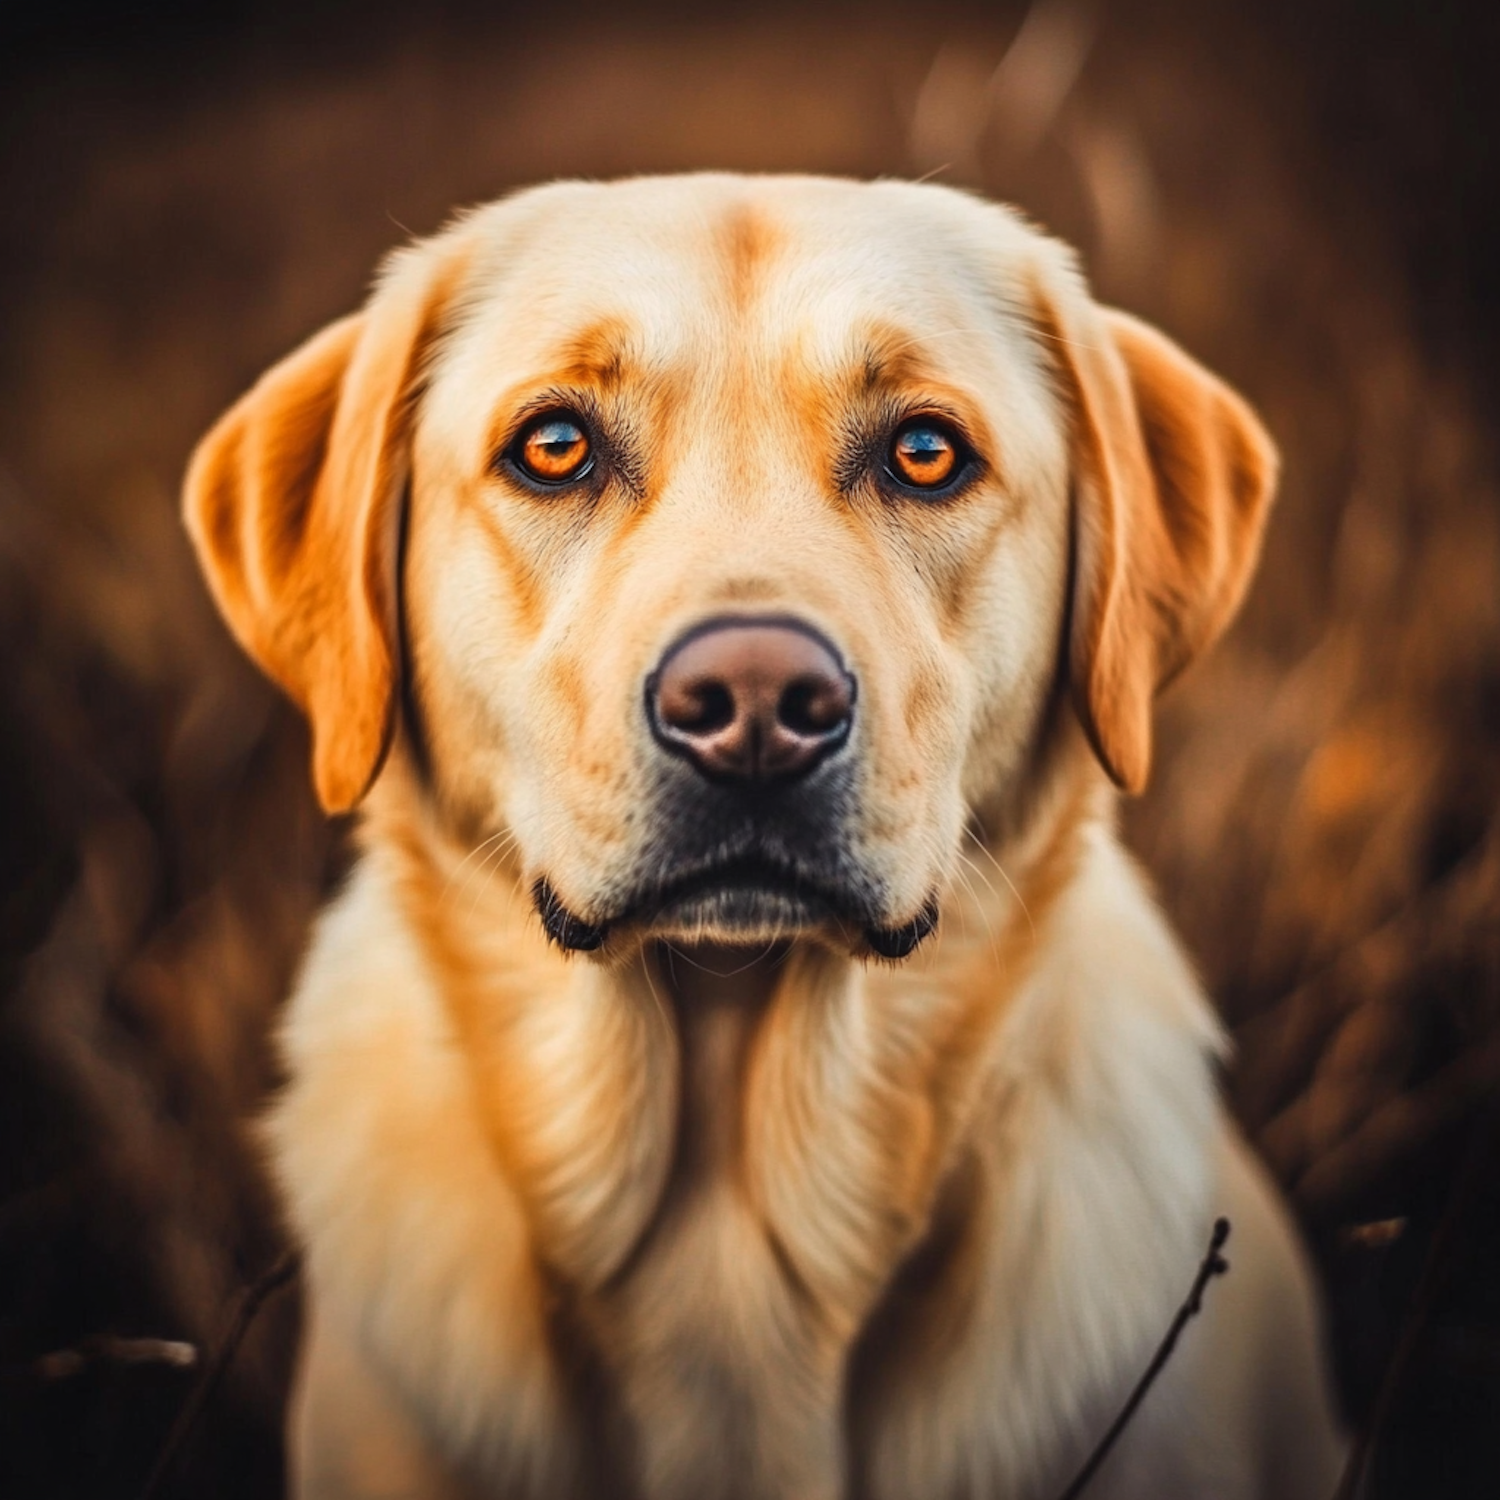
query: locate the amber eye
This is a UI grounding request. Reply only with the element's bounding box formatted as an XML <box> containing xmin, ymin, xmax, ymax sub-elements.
<box><xmin>887</xmin><ymin>420</ymin><xmax>963</xmax><ymax>491</ymax></box>
<box><xmin>511</xmin><ymin>413</ymin><xmax>593</xmax><ymax>485</ymax></box>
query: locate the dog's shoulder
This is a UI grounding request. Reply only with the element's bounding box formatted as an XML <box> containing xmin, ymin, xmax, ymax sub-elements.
<box><xmin>858</xmin><ymin>820</ymin><xmax>1228</xmax><ymax>1498</ymax></box>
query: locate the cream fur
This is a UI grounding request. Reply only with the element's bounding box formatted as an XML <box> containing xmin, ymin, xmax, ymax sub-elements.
<box><xmin>271</xmin><ymin>789</ymin><xmax>1342</xmax><ymax>1499</ymax></box>
<box><xmin>181</xmin><ymin>175</ymin><xmax>1345</xmax><ymax>1500</ymax></box>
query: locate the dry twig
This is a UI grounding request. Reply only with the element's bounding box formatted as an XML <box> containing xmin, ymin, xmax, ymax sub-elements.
<box><xmin>136</xmin><ymin>1250</ymin><xmax>300</xmax><ymax>1500</ymax></box>
<box><xmin>1053</xmin><ymin>1217</ymin><xmax>1233</xmax><ymax>1500</ymax></box>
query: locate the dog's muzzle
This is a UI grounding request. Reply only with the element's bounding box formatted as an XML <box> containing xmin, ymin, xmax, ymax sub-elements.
<box><xmin>530</xmin><ymin>613</ymin><xmax>937</xmax><ymax>959</ymax></box>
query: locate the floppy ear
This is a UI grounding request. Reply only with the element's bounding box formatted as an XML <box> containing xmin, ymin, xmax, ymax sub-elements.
<box><xmin>183</xmin><ymin>244</ymin><xmax>466</xmax><ymax>813</ymax></box>
<box><xmin>1037</xmin><ymin>286</ymin><xmax>1278</xmax><ymax>793</ymax></box>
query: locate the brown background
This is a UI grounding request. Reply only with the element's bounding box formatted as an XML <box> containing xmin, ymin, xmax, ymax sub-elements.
<box><xmin>1</xmin><ymin>2</ymin><xmax>1497</xmax><ymax>1496</ymax></box>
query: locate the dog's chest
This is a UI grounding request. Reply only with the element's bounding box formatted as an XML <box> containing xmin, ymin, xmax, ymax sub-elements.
<box><xmin>279</xmin><ymin>848</ymin><xmax>1223</xmax><ymax>1500</ymax></box>
<box><xmin>574</xmin><ymin>981</ymin><xmax>864</xmax><ymax>1500</ymax></box>
<box><xmin>443</xmin><ymin>940</ymin><xmax>1008</xmax><ymax>1500</ymax></box>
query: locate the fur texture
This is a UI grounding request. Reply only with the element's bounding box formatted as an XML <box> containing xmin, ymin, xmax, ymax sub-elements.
<box><xmin>183</xmin><ymin>174</ymin><xmax>1344</xmax><ymax>1499</ymax></box>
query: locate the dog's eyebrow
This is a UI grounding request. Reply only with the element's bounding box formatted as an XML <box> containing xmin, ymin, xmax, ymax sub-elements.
<box><xmin>552</xmin><ymin>318</ymin><xmax>635</xmax><ymax>391</ymax></box>
<box><xmin>852</xmin><ymin>325</ymin><xmax>941</xmax><ymax>395</ymax></box>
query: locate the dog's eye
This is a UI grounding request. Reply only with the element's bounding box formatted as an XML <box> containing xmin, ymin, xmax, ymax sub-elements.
<box><xmin>511</xmin><ymin>413</ymin><xmax>594</xmax><ymax>486</ymax></box>
<box><xmin>886</xmin><ymin>419</ymin><xmax>965</xmax><ymax>491</ymax></box>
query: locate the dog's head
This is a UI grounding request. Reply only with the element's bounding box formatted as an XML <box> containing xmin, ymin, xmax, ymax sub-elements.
<box><xmin>184</xmin><ymin>176</ymin><xmax>1274</xmax><ymax>959</ymax></box>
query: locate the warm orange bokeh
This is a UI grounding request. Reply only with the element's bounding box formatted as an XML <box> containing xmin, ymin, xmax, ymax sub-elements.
<box><xmin>1</xmin><ymin>5</ymin><xmax>1495</xmax><ymax>1497</ymax></box>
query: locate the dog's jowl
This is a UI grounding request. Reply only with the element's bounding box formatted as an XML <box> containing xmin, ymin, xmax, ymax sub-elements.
<box><xmin>184</xmin><ymin>175</ymin><xmax>1345</xmax><ymax>1500</ymax></box>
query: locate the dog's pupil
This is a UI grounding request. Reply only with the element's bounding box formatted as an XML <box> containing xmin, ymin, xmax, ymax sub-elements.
<box><xmin>525</xmin><ymin>419</ymin><xmax>587</xmax><ymax>476</ymax></box>
<box><xmin>895</xmin><ymin>425</ymin><xmax>954</xmax><ymax>484</ymax></box>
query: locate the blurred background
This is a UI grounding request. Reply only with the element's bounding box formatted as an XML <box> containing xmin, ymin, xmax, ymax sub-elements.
<box><xmin>1</xmin><ymin>1</ymin><xmax>1497</xmax><ymax>1495</ymax></box>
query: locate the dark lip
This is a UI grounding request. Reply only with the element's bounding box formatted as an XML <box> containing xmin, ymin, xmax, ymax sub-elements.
<box><xmin>535</xmin><ymin>858</ymin><xmax>939</xmax><ymax>960</ymax></box>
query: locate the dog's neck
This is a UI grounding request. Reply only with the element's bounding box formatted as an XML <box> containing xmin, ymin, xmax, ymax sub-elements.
<box><xmin>656</xmin><ymin>942</ymin><xmax>788</xmax><ymax>1008</ymax></box>
<box><xmin>650</xmin><ymin>944</ymin><xmax>781</xmax><ymax>1175</ymax></box>
<box><xmin>367</xmin><ymin>760</ymin><xmax>1094</xmax><ymax>1295</ymax></box>
<box><xmin>332</xmin><ymin>765</ymin><xmax>1221</xmax><ymax>1497</ymax></box>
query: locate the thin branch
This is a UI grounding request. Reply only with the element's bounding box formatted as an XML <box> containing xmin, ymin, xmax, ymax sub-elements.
<box><xmin>2</xmin><ymin>1335</ymin><xmax>198</xmax><ymax>1385</ymax></box>
<box><xmin>137</xmin><ymin>1250</ymin><xmax>300</xmax><ymax>1500</ymax></box>
<box><xmin>1052</xmin><ymin>1218</ymin><xmax>1232</xmax><ymax>1500</ymax></box>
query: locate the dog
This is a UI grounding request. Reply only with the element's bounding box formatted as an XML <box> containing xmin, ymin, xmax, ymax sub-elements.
<box><xmin>183</xmin><ymin>174</ymin><xmax>1344</xmax><ymax>1500</ymax></box>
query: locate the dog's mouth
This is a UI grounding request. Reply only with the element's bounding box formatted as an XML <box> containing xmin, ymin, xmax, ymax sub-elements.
<box><xmin>532</xmin><ymin>854</ymin><xmax>937</xmax><ymax>960</ymax></box>
<box><xmin>637</xmin><ymin>854</ymin><xmax>849</xmax><ymax>940</ymax></box>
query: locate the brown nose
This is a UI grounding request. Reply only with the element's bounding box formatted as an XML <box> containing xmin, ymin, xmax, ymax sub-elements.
<box><xmin>647</xmin><ymin>617</ymin><xmax>856</xmax><ymax>784</ymax></box>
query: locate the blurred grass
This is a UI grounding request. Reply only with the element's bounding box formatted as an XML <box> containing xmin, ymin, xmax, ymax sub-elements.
<box><xmin>0</xmin><ymin>3</ymin><xmax>1497</xmax><ymax>1496</ymax></box>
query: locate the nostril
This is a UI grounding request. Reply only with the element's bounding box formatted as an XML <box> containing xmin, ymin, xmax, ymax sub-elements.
<box><xmin>671</xmin><ymin>679</ymin><xmax>736</xmax><ymax>735</ymax></box>
<box><xmin>779</xmin><ymin>676</ymin><xmax>849</xmax><ymax>737</ymax></box>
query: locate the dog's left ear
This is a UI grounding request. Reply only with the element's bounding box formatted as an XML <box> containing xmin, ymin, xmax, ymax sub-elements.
<box><xmin>1039</xmin><ymin>287</ymin><xmax>1278</xmax><ymax>793</ymax></box>
<box><xmin>183</xmin><ymin>242</ymin><xmax>468</xmax><ymax>813</ymax></box>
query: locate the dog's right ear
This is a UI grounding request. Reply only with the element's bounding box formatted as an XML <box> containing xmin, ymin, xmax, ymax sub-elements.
<box><xmin>183</xmin><ymin>244</ymin><xmax>467</xmax><ymax>813</ymax></box>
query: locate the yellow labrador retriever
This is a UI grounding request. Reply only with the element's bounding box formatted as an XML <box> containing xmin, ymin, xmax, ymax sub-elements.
<box><xmin>184</xmin><ymin>175</ymin><xmax>1344</xmax><ymax>1500</ymax></box>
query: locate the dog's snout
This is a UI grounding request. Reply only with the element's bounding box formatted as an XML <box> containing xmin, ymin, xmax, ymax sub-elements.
<box><xmin>648</xmin><ymin>617</ymin><xmax>855</xmax><ymax>783</ymax></box>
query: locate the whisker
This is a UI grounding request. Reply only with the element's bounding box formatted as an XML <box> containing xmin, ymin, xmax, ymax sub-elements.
<box><xmin>948</xmin><ymin>859</ymin><xmax>978</xmax><ymax>947</ymax></box>
<box><xmin>662</xmin><ymin>939</ymin><xmax>782</xmax><ymax>980</ymax></box>
<box><xmin>442</xmin><ymin>828</ymin><xmax>511</xmax><ymax>908</ymax></box>
<box><xmin>952</xmin><ymin>851</ymin><xmax>1003</xmax><ymax>968</ymax></box>
<box><xmin>966</xmin><ymin>829</ymin><xmax>1038</xmax><ymax>948</ymax></box>
<box><xmin>464</xmin><ymin>830</ymin><xmax>521</xmax><ymax>918</ymax></box>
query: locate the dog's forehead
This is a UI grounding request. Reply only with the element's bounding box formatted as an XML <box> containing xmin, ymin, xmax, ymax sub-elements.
<box><xmin>437</xmin><ymin>175</ymin><xmax>1050</xmax><ymax>391</ymax></box>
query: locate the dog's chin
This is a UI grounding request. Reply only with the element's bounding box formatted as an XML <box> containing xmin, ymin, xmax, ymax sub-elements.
<box><xmin>648</xmin><ymin>885</ymin><xmax>939</xmax><ymax>959</ymax></box>
<box><xmin>648</xmin><ymin>883</ymin><xmax>838</xmax><ymax>946</ymax></box>
<box><xmin>533</xmin><ymin>873</ymin><xmax>938</xmax><ymax>961</ymax></box>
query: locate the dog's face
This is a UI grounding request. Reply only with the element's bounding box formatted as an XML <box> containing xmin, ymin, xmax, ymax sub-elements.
<box><xmin>407</xmin><ymin>179</ymin><xmax>1075</xmax><ymax>956</ymax></box>
<box><xmin>185</xmin><ymin>176</ymin><xmax>1275</xmax><ymax>959</ymax></box>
